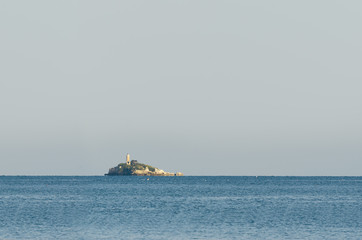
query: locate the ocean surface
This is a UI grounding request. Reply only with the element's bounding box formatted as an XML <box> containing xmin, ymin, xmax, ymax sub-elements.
<box><xmin>0</xmin><ymin>176</ymin><xmax>361</xmax><ymax>239</ymax></box>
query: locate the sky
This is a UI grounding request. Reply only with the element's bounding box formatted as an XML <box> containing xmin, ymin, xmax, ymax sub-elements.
<box><xmin>1</xmin><ymin>0</ymin><xmax>361</xmax><ymax>176</ymax></box>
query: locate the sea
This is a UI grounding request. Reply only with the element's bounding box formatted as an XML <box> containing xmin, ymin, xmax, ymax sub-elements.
<box><xmin>0</xmin><ymin>176</ymin><xmax>361</xmax><ymax>239</ymax></box>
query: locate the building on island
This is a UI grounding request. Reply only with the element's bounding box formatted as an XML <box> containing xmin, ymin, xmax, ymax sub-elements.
<box><xmin>126</xmin><ymin>153</ymin><xmax>130</xmax><ymax>165</ymax></box>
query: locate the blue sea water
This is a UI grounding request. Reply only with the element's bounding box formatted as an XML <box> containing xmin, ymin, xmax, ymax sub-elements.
<box><xmin>0</xmin><ymin>176</ymin><xmax>361</xmax><ymax>239</ymax></box>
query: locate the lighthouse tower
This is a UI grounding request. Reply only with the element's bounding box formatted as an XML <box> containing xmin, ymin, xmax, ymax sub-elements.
<box><xmin>126</xmin><ymin>153</ymin><xmax>130</xmax><ymax>165</ymax></box>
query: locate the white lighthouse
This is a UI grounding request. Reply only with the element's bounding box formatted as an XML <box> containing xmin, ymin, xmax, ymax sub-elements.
<box><xmin>126</xmin><ymin>153</ymin><xmax>130</xmax><ymax>165</ymax></box>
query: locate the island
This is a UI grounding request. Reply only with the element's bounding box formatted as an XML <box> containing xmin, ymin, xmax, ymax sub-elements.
<box><xmin>105</xmin><ymin>153</ymin><xmax>183</xmax><ymax>176</ymax></box>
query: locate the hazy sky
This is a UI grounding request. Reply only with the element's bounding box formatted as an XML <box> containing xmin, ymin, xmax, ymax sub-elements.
<box><xmin>1</xmin><ymin>0</ymin><xmax>361</xmax><ymax>175</ymax></box>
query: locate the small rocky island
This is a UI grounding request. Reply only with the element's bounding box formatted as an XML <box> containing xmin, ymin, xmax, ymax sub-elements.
<box><xmin>105</xmin><ymin>154</ymin><xmax>183</xmax><ymax>176</ymax></box>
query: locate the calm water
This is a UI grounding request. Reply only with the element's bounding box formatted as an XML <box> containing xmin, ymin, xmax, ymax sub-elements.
<box><xmin>0</xmin><ymin>176</ymin><xmax>361</xmax><ymax>239</ymax></box>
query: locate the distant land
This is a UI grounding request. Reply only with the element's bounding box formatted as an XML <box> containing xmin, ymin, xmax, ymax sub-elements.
<box><xmin>105</xmin><ymin>154</ymin><xmax>183</xmax><ymax>176</ymax></box>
